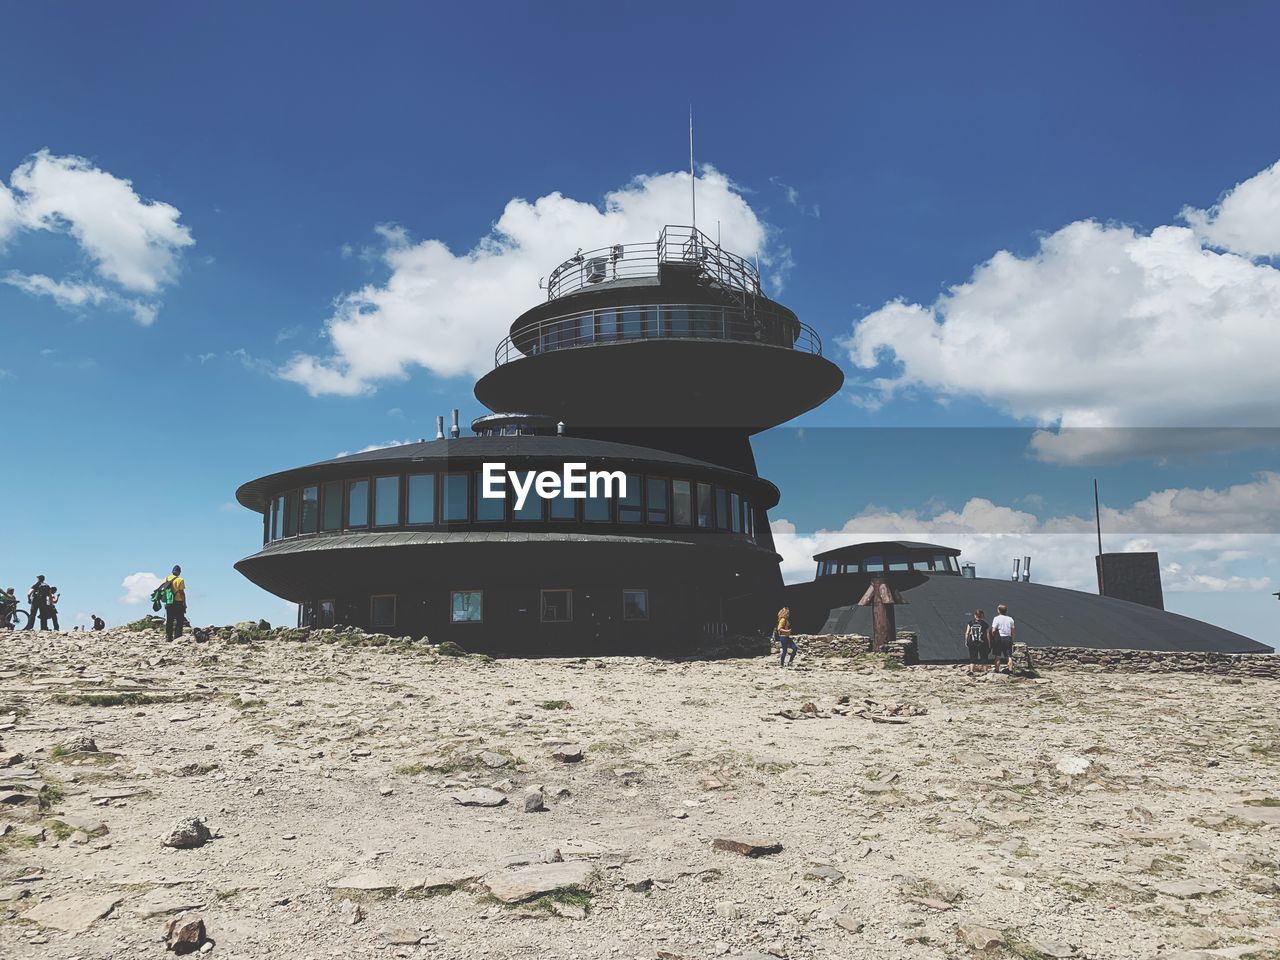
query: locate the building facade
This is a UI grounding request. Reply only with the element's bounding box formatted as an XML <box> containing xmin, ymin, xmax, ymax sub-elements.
<box><xmin>235</xmin><ymin>226</ymin><xmax>844</xmax><ymax>652</ymax></box>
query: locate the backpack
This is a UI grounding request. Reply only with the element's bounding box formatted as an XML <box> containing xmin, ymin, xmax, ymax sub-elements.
<box><xmin>966</xmin><ymin>620</ymin><xmax>986</xmax><ymax>648</ymax></box>
<box><xmin>151</xmin><ymin>583</ymin><xmax>176</xmax><ymax>610</ymax></box>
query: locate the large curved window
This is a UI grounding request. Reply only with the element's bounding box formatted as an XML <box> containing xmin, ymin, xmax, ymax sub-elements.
<box><xmin>301</xmin><ymin>486</ymin><xmax>319</xmax><ymax>535</ymax></box>
<box><xmin>443</xmin><ymin>473</ymin><xmax>469</xmax><ymax>523</ymax></box>
<box><xmin>321</xmin><ymin>481</ymin><xmax>342</xmax><ymax>532</ymax></box>
<box><xmin>407</xmin><ymin>474</ymin><xmax>435</xmax><ymax>525</ymax></box>
<box><xmin>374</xmin><ymin>476</ymin><xmax>399</xmax><ymax>527</ymax></box>
<box><xmin>347</xmin><ymin>479</ymin><xmax>369</xmax><ymax>528</ymax></box>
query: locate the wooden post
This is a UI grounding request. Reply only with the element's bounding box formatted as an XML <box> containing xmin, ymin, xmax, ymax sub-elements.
<box><xmin>858</xmin><ymin>575</ymin><xmax>907</xmax><ymax>654</ymax></box>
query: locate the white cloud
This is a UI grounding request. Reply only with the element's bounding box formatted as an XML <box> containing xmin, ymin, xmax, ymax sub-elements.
<box><xmin>334</xmin><ymin>438</ymin><xmax>416</xmax><ymax>458</ymax></box>
<box><xmin>0</xmin><ymin>150</ymin><xmax>193</xmax><ymax>323</ymax></box>
<box><xmin>281</xmin><ymin>167</ymin><xmax>780</xmax><ymax>396</ymax></box>
<box><xmin>120</xmin><ymin>571</ymin><xmax>162</xmax><ymax>605</ymax></box>
<box><xmin>1183</xmin><ymin>159</ymin><xmax>1280</xmax><ymax>259</ymax></box>
<box><xmin>844</xmin><ymin>159</ymin><xmax>1280</xmax><ymax>463</ymax></box>
<box><xmin>772</xmin><ymin>473</ymin><xmax>1280</xmax><ymax>596</ymax></box>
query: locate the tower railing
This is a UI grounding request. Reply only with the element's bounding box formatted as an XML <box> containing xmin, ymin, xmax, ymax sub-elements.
<box><xmin>494</xmin><ymin>301</ymin><xmax>823</xmax><ymax>367</ymax></box>
<box><xmin>543</xmin><ymin>225</ymin><xmax>762</xmax><ymax>301</ymax></box>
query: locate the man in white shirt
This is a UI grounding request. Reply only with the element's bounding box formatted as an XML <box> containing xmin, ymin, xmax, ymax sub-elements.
<box><xmin>990</xmin><ymin>604</ymin><xmax>1016</xmax><ymax>673</ymax></box>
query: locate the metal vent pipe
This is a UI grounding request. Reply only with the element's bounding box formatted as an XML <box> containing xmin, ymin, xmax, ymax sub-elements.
<box><xmin>450</xmin><ymin>409</ymin><xmax>460</xmax><ymax>439</ymax></box>
<box><xmin>435</xmin><ymin>415</ymin><xmax>444</xmax><ymax>440</ymax></box>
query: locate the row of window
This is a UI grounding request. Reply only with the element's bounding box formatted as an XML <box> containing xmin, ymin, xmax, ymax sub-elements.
<box><xmin>299</xmin><ymin>588</ymin><xmax>650</xmax><ymax>630</ymax></box>
<box><xmin>264</xmin><ymin>471</ymin><xmax>759</xmax><ymax>543</ymax></box>
<box><xmin>514</xmin><ymin>303</ymin><xmax>793</xmax><ymax>357</ymax></box>
<box><xmin>816</xmin><ymin>554</ymin><xmax>961</xmax><ymax>577</ymax></box>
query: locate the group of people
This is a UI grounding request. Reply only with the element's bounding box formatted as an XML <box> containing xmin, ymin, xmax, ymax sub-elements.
<box><xmin>1</xmin><ymin>565</ymin><xmax>187</xmax><ymax>636</ymax></box>
<box><xmin>771</xmin><ymin>602</ymin><xmax>1018</xmax><ymax>674</ymax></box>
<box><xmin>964</xmin><ymin>603</ymin><xmax>1017</xmax><ymax>674</ymax></box>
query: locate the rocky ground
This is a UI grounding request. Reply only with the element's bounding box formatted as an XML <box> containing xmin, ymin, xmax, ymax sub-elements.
<box><xmin>1</xmin><ymin>624</ymin><xmax>1277</xmax><ymax>960</ymax></box>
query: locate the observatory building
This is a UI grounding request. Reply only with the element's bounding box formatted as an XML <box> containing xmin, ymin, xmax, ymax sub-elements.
<box><xmin>234</xmin><ymin>226</ymin><xmax>843</xmax><ymax>652</ymax></box>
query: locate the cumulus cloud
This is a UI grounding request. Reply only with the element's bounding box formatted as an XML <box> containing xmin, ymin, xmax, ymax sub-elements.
<box><xmin>334</xmin><ymin>438</ymin><xmax>416</xmax><ymax>458</ymax></box>
<box><xmin>0</xmin><ymin>150</ymin><xmax>193</xmax><ymax>323</ymax></box>
<box><xmin>1183</xmin><ymin>159</ymin><xmax>1280</xmax><ymax>259</ymax></box>
<box><xmin>120</xmin><ymin>571</ymin><xmax>162</xmax><ymax>605</ymax></box>
<box><xmin>771</xmin><ymin>473</ymin><xmax>1280</xmax><ymax>596</ymax></box>
<box><xmin>281</xmin><ymin>167</ymin><xmax>780</xmax><ymax>396</ymax></box>
<box><xmin>845</xmin><ymin>159</ymin><xmax>1280</xmax><ymax>463</ymax></box>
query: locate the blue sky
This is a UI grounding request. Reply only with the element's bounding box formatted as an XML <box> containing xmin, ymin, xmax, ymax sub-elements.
<box><xmin>2</xmin><ymin>2</ymin><xmax>1278</xmax><ymax>644</ymax></box>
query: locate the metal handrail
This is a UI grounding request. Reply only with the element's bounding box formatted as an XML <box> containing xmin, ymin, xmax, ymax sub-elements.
<box><xmin>543</xmin><ymin>225</ymin><xmax>762</xmax><ymax>301</ymax></box>
<box><xmin>494</xmin><ymin>301</ymin><xmax>823</xmax><ymax>367</ymax></box>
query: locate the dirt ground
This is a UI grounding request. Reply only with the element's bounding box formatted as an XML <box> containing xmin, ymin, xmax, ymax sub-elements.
<box><xmin>1</xmin><ymin>626</ymin><xmax>1278</xmax><ymax>960</ymax></box>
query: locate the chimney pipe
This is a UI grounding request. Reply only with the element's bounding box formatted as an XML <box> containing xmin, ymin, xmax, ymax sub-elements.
<box><xmin>1023</xmin><ymin>557</ymin><xmax>1032</xmax><ymax>582</ymax></box>
<box><xmin>450</xmin><ymin>409</ymin><xmax>460</xmax><ymax>439</ymax></box>
<box><xmin>556</xmin><ymin>420</ymin><xmax>565</xmax><ymax>436</ymax></box>
<box><xmin>435</xmin><ymin>415</ymin><xmax>445</xmax><ymax>440</ymax></box>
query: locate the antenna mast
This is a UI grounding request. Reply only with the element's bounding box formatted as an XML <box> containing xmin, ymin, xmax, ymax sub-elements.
<box><xmin>1094</xmin><ymin>478</ymin><xmax>1106</xmax><ymax>596</ymax></box>
<box><xmin>689</xmin><ymin>107</ymin><xmax>696</xmax><ymax>235</ymax></box>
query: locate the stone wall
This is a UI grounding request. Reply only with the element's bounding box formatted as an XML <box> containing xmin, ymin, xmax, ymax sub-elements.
<box><xmin>772</xmin><ymin>631</ymin><xmax>919</xmax><ymax>666</ymax></box>
<box><xmin>1018</xmin><ymin>643</ymin><xmax>1280</xmax><ymax>678</ymax></box>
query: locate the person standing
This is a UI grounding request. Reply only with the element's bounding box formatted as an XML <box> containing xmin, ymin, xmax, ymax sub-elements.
<box><xmin>775</xmin><ymin>606</ymin><xmax>798</xmax><ymax>668</ymax></box>
<box><xmin>991</xmin><ymin>603</ymin><xmax>1016</xmax><ymax>673</ymax></box>
<box><xmin>46</xmin><ymin>586</ymin><xmax>60</xmax><ymax>631</ymax></box>
<box><xmin>161</xmin><ymin>565</ymin><xmax>187</xmax><ymax>641</ymax></box>
<box><xmin>963</xmin><ymin>608</ymin><xmax>990</xmax><ymax>676</ymax></box>
<box><xmin>25</xmin><ymin>575</ymin><xmax>51</xmax><ymax>630</ymax></box>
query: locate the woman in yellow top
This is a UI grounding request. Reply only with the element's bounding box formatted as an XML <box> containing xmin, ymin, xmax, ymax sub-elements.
<box><xmin>776</xmin><ymin>606</ymin><xmax>797</xmax><ymax>668</ymax></box>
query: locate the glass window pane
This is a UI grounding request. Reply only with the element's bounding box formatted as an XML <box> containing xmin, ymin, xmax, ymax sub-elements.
<box><xmin>541</xmin><ymin>589</ymin><xmax>572</xmax><ymax>622</ymax></box>
<box><xmin>347</xmin><ymin>480</ymin><xmax>369</xmax><ymax>528</ymax></box>
<box><xmin>584</xmin><ymin>484</ymin><xmax>610</xmax><ymax>522</ymax></box>
<box><xmin>374</xmin><ymin>476</ymin><xmax>399</xmax><ymax>527</ymax></box>
<box><xmin>743</xmin><ymin>499</ymin><xmax>753</xmax><ymax>539</ymax></box>
<box><xmin>715</xmin><ymin>487</ymin><xmax>731</xmax><ymax>531</ymax></box>
<box><xmin>272</xmin><ymin>495</ymin><xmax>284</xmax><ymax>539</ymax></box>
<box><xmin>665</xmin><ymin>304</ymin><xmax>689</xmax><ymax>336</ymax></box>
<box><xmin>646</xmin><ymin>477</ymin><xmax>669</xmax><ymax>524</ymax></box>
<box><xmin>443</xmin><ymin>473</ymin><xmax>469</xmax><ymax>522</ymax></box>
<box><xmin>371</xmin><ymin>594</ymin><xmax>396</xmax><ymax>628</ymax></box>
<box><xmin>321</xmin><ymin>481</ymin><xmax>342</xmax><ymax>531</ymax></box>
<box><xmin>475</xmin><ymin>469</ymin><xmax>504</xmax><ymax>521</ymax></box>
<box><xmin>408</xmin><ymin>474</ymin><xmax>435</xmax><ymax>524</ymax></box>
<box><xmin>451</xmin><ymin>590</ymin><xmax>483</xmax><ymax>623</ymax></box>
<box><xmin>550</xmin><ymin>485</ymin><xmax>575</xmax><ymax>520</ymax></box>
<box><xmin>597</xmin><ymin>308</ymin><xmax>617</xmax><ymax>340</ymax></box>
<box><xmin>730</xmin><ymin>492</ymin><xmax>741</xmax><ymax>533</ymax></box>
<box><xmin>319</xmin><ymin>599</ymin><xmax>335</xmax><ymax>627</ymax></box>
<box><xmin>623</xmin><ymin>589</ymin><xmax>649</xmax><ymax>621</ymax></box>
<box><xmin>696</xmin><ymin>482</ymin><xmax>713</xmax><ymax>529</ymax></box>
<box><xmin>618</xmin><ymin>474</ymin><xmax>642</xmax><ymax>523</ymax></box>
<box><xmin>513</xmin><ymin>471</ymin><xmax>543</xmax><ymax>521</ymax></box>
<box><xmin>672</xmin><ymin>480</ymin><xmax>691</xmax><ymax>526</ymax></box>
<box><xmin>300</xmin><ymin>485</ymin><xmax>319</xmax><ymax>534</ymax></box>
<box><xmin>622</xmin><ymin>307</ymin><xmax>644</xmax><ymax>338</ymax></box>
<box><xmin>284</xmin><ymin>491</ymin><xmax>299</xmax><ymax>537</ymax></box>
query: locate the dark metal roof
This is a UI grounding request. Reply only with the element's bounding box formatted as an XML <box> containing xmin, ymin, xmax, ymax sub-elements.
<box><xmin>236</xmin><ymin>435</ymin><xmax>779</xmax><ymax>512</ymax></box>
<box><xmin>803</xmin><ymin>573</ymin><xmax>1271</xmax><ymax>658</ymax></box>
<box><xmin>813</xmin><ymin>540</ymin><xmax>961</xmax><ymax>562</ymax></box>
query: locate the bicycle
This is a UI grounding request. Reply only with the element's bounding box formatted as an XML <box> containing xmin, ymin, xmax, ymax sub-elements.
<box><xmin>2</xmin><ymin>608</ymin><xmax>30</xmax><ymax>630</ymax></box>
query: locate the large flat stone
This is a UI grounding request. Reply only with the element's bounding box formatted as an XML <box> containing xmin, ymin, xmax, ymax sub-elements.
<box><xmin>327</xmin><ymin>870</ymin><xmax>399</xmax><ymax>900</ymax></box>
<box><xmin>483</xmin><ymin>861</ymin><xmax>594</xmax><ymax>903</ymax></box>
<box><xmin>450</xmin><ymin>788</ymin><xmax>507</xmax><ymax>807</ymax></box>
<box><xmin>128</xmin><ymin>889</ymin><xmax>208</xmax><ymax>919</ymax></box>
<box><xmin>22</xmin><ymin>893</ymin><xmax>122</xmax><ymax>933</ymax></box>
<box><xmin>1228</xmin><ymin>804</ymin><xmax>1280</xmax><ymax>826</ymax></box>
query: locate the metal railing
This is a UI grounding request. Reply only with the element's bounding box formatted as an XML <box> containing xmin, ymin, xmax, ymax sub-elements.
<box><xmin>494</xmin><ymin>301</ymin><xmax>823</xmax><ymax>367</ymax></box>
<box><xmin>543</xmin><ymin>225</ymin><xmax>762</xmax><ymax>301</ymax></box>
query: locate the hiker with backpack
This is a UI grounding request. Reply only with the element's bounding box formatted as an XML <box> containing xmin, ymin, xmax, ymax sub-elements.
<box><xmin>26</xmin><ymin>575</ymin><xmax>52</xmax><ymax>630</ymax></box>
<box><xmin>963</xmin><ymin>607</ymin><xmax>990</xmax><ymax>675</ymax></box>
<box><xmin>152</xmin><ymin>565</ymin><xmax>188</xmax><ymax>641</ymax></box>
<box><xmin>46</xmin><ymin>586</ymin><xmax>61</xmax><ymax>631</ymax></box>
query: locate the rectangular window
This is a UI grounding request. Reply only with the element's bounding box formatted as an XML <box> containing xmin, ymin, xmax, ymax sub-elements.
<box><xmin>540</xmin><ymin>588</ymin><xmax>573</xmax><ymax>622</ymax></box>
<box><xmin>672</xmin><ymin>479</ymin><xmax>692</xmax><ymax>526</ymax></box>
<box><xmin>549</xmin><ymin>485</ymin><xmax>576</xmax><ymax>521</ymax></box>
<box><xmin>407</xmin><ymin>473</ymin><xmax>435</xmax><ymax>525</ymax></box>
<box><xmin>319</xmin><ymin>599</ymin><xmax>336</xmax><ymax>628</ymax></box>
<box><xmin>321</xmin><ymin>481</ymin><xmax>343</xmax><ymax>531</ymax></box>
<box><xmin>730</xmin><ymin>492</ymin><xmax>741</xmax><ymax>533</ymax></box>
<box><xmin>443</xmin><ymin>473</ymin><xmax>469</xmax><ymax>522</ymax></box>
<box><xmin>284</xmin><ymin>491</ymin><xmax>299</xmax><ymax>537</ymax></box>
<box><xmin>451</xmin><ymin>589</ymin><xmax>483</xmax><ymax>623</ymax></box>
<box><xmin>646</xmin><ymin>477</ymin><xmax>669</xmax><ymax>524</ymax></box>
<box><xmin>618</xmin><ymin>473</ymin><xmax>643</xmax><ymax>523</ymax></box>
<box><xmin>513</xmin><ymin>471</ymin><xmax>543</xmax><ymax>521</ymax></box>
<box><xmin>300</xmin><ymin>600</ymin><xmax>315</xmax><ymax>627</ymax></box>
<box><xmin>743</xmin><ymin>500</ymin><xmax>754</xmax><ymax>540</ymax></box>
<box><xmin>373</xmin><ymin>476</ymin><xmax>399</xmax><ymax>527</ymax></box>
<box><xmin>475</xmin><ymin>470</ymin><xmax>504</xmax><ymax>521</ymax></box>
<box><xmin>370</xmin><ymin>594</ymin><xmax>396</xmax><ymax>629</ymax></box>
<box><xmin>300</xmin><ymin>485</ymin><xmax>319</xmax><ymax>534</ymax></box>
<box><xmin>665</xmin><ymin>304</ymin><xmax>689</xmax><ymax>337</ymax></box>
<box><xmin>621</xmin><ymin>306</ymin><xmax>645</xmax><ymax>338</ymax></box>
<box><xmin>623</xmin><ymin>588</ymin><xmax>649</xmax><ymax>621</ymax></box>
<box><xmin>263</xmin><ymin>511</ymin><xmax>270</xmax><ymax>545</ymax></box>
<box><xmin>696</xmin><ymin>482</ymin><xmax>713</xmax><ymax>529</ymax></box>
<box><xmin>715</xmin><ymin>487</ymin><xmax>731</xmax><ymax>531</ymax></box>
<box><xmin>597</xmin><ymin>308</ymin><xmax>617</xmax><ymax>340</ymax></box>
<box><xmin>347</xmin><ymin>479</ymin><xmax>369</xmax><ymax>528</ymax></box>
<box><xmin>584</xmin><ymin>484</ymin><xmax>610</xmax><ymax>522</ymax></box>
<box><xmin>272</xmin><ymin>495</ymin><xmax>283</xmax><ymax>540</ymax></box>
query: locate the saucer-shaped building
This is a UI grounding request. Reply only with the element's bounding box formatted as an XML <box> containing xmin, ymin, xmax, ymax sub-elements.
<box><xmin>235</xmin><ymin>226</ymin><xmax>844</xmax><ymax>652</ymax></box>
